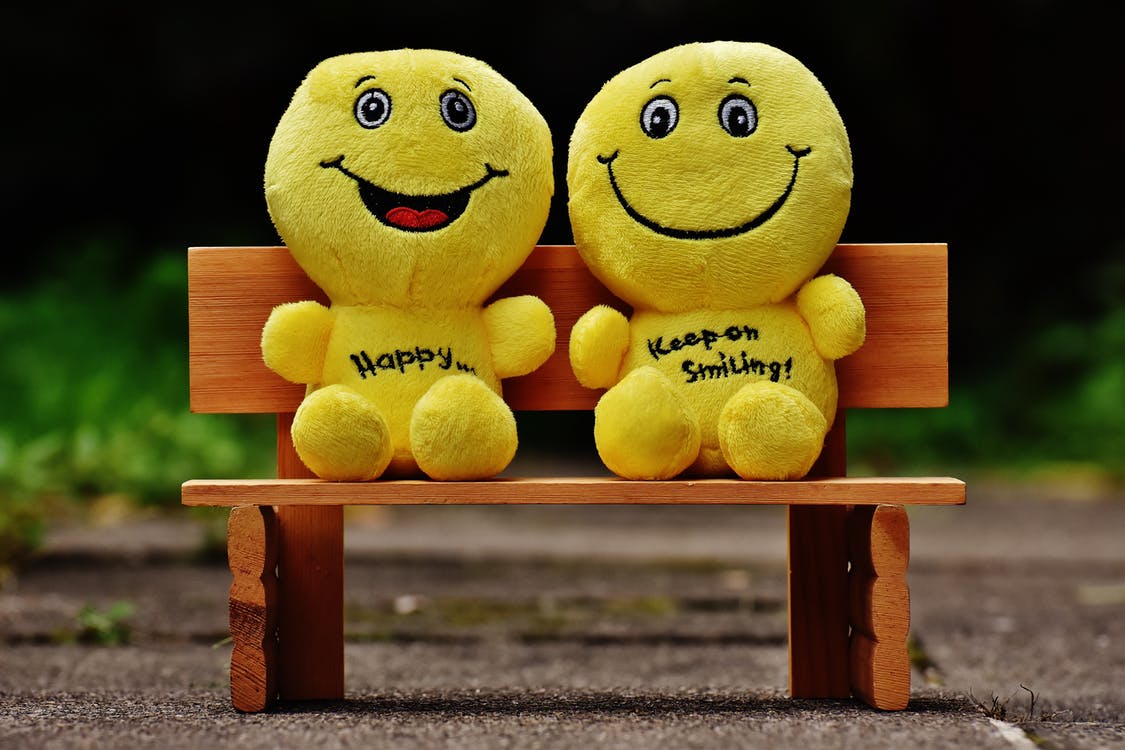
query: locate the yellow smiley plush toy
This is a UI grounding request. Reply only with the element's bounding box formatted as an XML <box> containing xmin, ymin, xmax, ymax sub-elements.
<box><xmin>567</xmin><ymin>41</ymin><xmax>864</xmax><ymax>480</ymax></box>
<box><xmin>262</xmin><ymin>49</ymin><xmax>555</xmax><ymax>481</ymax></box>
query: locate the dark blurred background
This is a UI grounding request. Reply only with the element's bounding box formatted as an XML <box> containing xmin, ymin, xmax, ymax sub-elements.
<box><xmin>1</xmin><ymin>1</ymin><xmax>1121</xmax><ymax>561</ymax></box>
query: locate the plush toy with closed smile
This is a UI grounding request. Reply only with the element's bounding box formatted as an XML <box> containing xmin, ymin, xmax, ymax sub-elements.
<box><xmin>262</xmin><ymin>49</ymin><xmax>555</xmax><ymax>481</ymax></box>
<box><xmin>567</xmin><ymin>41</ymin><xmax>865</xmax><ymax>480</ymax></box>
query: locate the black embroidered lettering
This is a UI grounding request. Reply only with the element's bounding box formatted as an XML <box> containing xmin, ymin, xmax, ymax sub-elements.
<box><xmin>346</xmin><ymin>345</ymin><xmax>475</xmax><ymax>379</ymax></box>
<box><xmin>650</xmin><ymin>323</ymin><xmax>761</xmax><ymax>361</ymax></box>
<box><xmin>395</xmin><ymin>349</ymin><xmax>416</xmax><ymax>373</ymax></box>
<box><xmin>702</xmin><ymin>361</ymin><xmax>727</xmax><ymax>380</ymax></box>
<box><xmin>351</xmin><ymin>350</ymin><xmax>378</xmax><ymax>379</ymax></box>
<box><xmin>682</xmin><ymin>359</ymin><xmax>699</xmax><ymax>383</ymax></box>
<box><xmin>678</xmin><ymin>350</ymin><xmax>795</xmax><ymax>386</ymax></box>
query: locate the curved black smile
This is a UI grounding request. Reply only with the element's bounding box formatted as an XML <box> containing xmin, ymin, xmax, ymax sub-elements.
<box><xmin>598</xmin><ymin>145</ymin><xmax>811</xmax><ymax>240</ymax></box>
<box><xmin>320</xmin><ymin>156</ymin><xmax>509</xmax><ymax>232</ymax></box>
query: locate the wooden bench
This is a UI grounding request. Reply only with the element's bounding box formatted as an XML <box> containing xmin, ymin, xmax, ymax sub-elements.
<box><xmin>182</xmin><ymin>242</ymin><xmax>965</xmax><ymax>713</ymax></box>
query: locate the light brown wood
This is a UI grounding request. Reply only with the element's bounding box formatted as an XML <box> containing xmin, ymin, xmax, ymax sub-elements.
<box><xmin>275</xmin><ymin>413</ymin><xmax>345</xmax><ymax>702</ymax></box>
<box><xmin>848</xmin><ymin>505</ymin><xmax>911</xmax><ymax>710</ymax></box>
<box><xmin>276</xmin><ymin>504</ymin><xmax>344</xmax><ymax>701</ymax></box>
<box><xmin>183</xmin><ymin>475</ymin><xmax>966</xmax><ymax>507</ymax></box>
<box><xmin>788</xmin><ymin>413</ymin><xmax>851</xmax><ymax>699</ymax></box>
<box><xmin>227</xmin><ymin>505</ymin><xmax>278</xmax><ymax>713</ymax></box>
<box><xmin>823</xmin><ymin>245</ymin><xmax>948</xmax><ymax>409</ymax></box>
<box><xmin>187</xmin><ymin>243</ymin><xmax>948</xmax><ymax>414</ymax></box>
<box><xmin>788</xmin><ymin>505</ymin><xmax>851</xmax><ymax>698</ymax></box>
<box><xmin>850</xmin><ymin>632</ymin><xmax>910</xmax><ymax>711</ymax></box>
<box><xmin>850</xmin><ymin>503</ymin><xmax>910</xmax><ymax>577</ymax></box>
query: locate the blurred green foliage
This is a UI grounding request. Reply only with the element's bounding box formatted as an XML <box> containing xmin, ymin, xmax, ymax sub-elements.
<box><xmin>0</xmin><ymin>243</ymin><xmax>274</xmax><ymax>565</ymax></box>
<box><xmin>850</xmin><ymin>296</ymin><xmax>1125</xmax><ymax>479</ymax></box>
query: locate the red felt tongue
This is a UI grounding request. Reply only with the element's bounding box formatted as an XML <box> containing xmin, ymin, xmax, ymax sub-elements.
<box><xmin>386</xmin><ymin>206</ymin><xmax>448</xmax><ymax>229</ymax></box>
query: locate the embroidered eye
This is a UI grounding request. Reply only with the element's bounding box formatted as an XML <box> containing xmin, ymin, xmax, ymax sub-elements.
<box><xmin>354</xmin><ymin>88</ymin><xmax>391</xmax><ymax>129</ymax></box>
<box><xmin>640</xmin><ymin>96</ymin><xmax>679</xmax><ymax>139</ymax></box>
<box><xmin>719</xmin><ymin>94</ymin><xmax>757</xmax><ymax>137</ymax></box>
<box><xmin>440</xmin><ymin>90</ymin><xmax>477</xmax><ymax>132</ymax></box>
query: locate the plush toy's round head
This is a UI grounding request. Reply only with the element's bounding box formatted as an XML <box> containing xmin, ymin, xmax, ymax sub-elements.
<box><xmin>266</xmin><ymin>49</ymin><xmax>553</xmax><ymax>307</ymax></box>
<box><xmin>567</xmin><ymin>41</ymin><xmax>851</xmax><ymax>312</ymax></box>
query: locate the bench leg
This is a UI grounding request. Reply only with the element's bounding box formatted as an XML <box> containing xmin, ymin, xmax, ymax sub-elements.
<box><xmin>274</xmin><ymin>413</ymin><xmax>345</xmax><ymax>702</ymax></box>
<box><xmin>848</xmin><ymin>504</ymin><xmax>911</xmax><ymax>710</ymax></box>
<box><xmin>276</xmin><ymin>505</ymin><xmax>345</xmax><ymax>701</ymax></box>
<box><xmin>787</xmin><ymin>505</ymin><xmax>851</xmax><ymax>699</ymax></box>
<box><xmin>228</xmin><ymin>505</ymin><xmax>279</xmax><ymax>712</ymax></box>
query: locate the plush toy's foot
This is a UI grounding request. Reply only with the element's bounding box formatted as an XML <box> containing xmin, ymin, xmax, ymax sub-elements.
<box><xmin>594</xmin><ymin>366</ymin><xmax>701</xmax><ymax>480</ymax></box>
<box><xmin>718</xmin><ymin>382</ymin><xmax>827</xmax><ymax>480</ymax></box>
<box><xmin>292</xmin><ymin>385</ymin><xmax>393</xmax><ymax>481</ymax></box>
<box><xmin>410</xmin><ymin>374</ymin><xmax>518</xmax><ymax>480</ymax></box>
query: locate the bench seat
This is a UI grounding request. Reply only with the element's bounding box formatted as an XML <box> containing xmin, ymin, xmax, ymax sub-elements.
<box><xmin>184</xmin><ymin>476</ymin><xmax>965</xmax><ymax>506</ymax></box>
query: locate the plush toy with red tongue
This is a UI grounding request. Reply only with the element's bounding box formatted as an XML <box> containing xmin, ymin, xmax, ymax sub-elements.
<box><xmin>261</xmin><ymin>49</ymin><xmax>556</xmax><ymax>481</ymax></box>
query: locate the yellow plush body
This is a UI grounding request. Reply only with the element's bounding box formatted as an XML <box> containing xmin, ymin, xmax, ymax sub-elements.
<box><xmin>567</xmin><ymin>41</ymin><xmax>864</xmax><ymax>480</ymax></box>
<box><xmin>261</xmin><ymin>49</ymin><xmax>555</xmax><ymax>480</ymax></box>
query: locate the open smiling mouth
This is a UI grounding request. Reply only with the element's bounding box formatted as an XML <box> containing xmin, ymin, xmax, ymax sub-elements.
<box><xmin>320</xmin><ymin>156</ymin><xmax>509</xmax><ymax>232</ymax></box>
<box><xmin>598</xmin><ymin>145</ymin><xmax>810</xmax><ymax>240</ymax></box>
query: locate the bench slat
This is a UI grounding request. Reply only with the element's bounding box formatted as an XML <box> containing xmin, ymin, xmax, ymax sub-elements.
<box><xmin>188</xmin><ymin>243</ymin><xmax>948</xmax><ymax>414</ymax></box>
<box><xmin>182</xmin><ymin>476</ymin><xmax>965</xmax><ymax>507</ymax></box>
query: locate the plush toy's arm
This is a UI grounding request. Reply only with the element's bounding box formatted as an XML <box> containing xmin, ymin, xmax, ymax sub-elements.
<box><xmin>260</xmin><ymin>300</ymin><xmax>334</xmax><ymax>384</ymax></box>
<box><xmin>569</xmin><ymin>305</ymin><xmax>631</xmax><ymax>389</ymax></box>
<box><xmin>483</xmin><ymin>295</ymin><xmax>556</xmax><ymax>379</ymax></box>
<box><xmin>796</xmin><ymin>274</ymin><xmax>866</xmax><ymax>361</ymax></box>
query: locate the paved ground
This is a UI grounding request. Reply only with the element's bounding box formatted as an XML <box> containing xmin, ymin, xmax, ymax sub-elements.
<box><xmin>2</xmin><ymin>478</ymin><xmax>1124</xmax><ymax>749</ymax></box>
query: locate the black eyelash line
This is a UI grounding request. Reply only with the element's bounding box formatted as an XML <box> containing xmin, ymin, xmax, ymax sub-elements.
<box><xmin>598</xmin><ymin>145</ymin><xmax>811</xmax><ymax>240</ymax></box>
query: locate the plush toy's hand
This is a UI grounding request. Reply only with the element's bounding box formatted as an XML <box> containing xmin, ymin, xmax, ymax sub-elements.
<box><xmin>569</xmin><ymin>305</ymin><xmax>630</xmax><ymax>389</ymax></box>
<box><xmin>796</xmin><ymin>274</ymin><xmax>866</xmax><ymax>360</ymax></box>
<box><xmin>261</xmin><ymin>300</ymin><xmax>334</xmax><ymax>384</ymax></box>
<box><xmin>483</xmin><ymin>295</ymin><xmax>556</xmax><ymax>379</ymax></box>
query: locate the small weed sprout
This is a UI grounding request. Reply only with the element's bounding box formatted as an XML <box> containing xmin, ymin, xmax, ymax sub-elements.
<box><xmin>970</xmin><ymin>683</ymin><xmax>1043</xmax><ymax>722</ymax></box>
<box><xmin>76</xmin><ymin>601</ymin><xmax>135</xmax><ymax>645</ymax></box>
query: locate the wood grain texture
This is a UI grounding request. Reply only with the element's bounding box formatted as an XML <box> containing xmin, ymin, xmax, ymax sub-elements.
<box><xmin>187</xmin><ymin>243</ymin><xmax>948</xmax><ymax>414</ymax></box>
<box><xmin>276</xmin><ymin>504</ymin><xmax>344</xmax><ymax>701</ymax></box>
<box><xmin>227</xmin><ymin>505</ymin><xmax>278</xmax><ymax>713</ymax></box>
<box><xmin>183</xmin><ymin>476</ymin><xmax>966</xmax><ymax>507</ymax></box>
<box><xmin>848</xmin><ymin>505</ymin><xmax>911</xmax><ymax>710</ymax></box>
<box><xmin>788</xmin><ymin>505</ymin><xmax>851</xmax><ymax>699</ymax></box>
<box><xmin>275</xmin><ymin>413</ymin><xmax>345</xmax><ymax>702</ymax></box>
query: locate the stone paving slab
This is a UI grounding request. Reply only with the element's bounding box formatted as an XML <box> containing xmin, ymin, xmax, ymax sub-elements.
<box><xmin>1</xmin><ymin>479</ymin><xmax>1124</xmax><ymax>749</ymax></box>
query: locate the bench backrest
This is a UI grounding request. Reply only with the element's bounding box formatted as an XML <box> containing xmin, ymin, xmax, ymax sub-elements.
<box><xmin>188</xmin><ymin>243</ymin><xmax>948</xmax><ymax>415</ymax></box>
